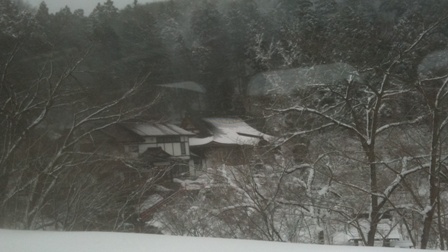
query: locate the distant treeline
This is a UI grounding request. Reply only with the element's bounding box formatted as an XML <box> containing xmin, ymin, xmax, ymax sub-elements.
<box><xmin>1</xmin><ymin>0</ymin><xmax>448</xmax><ymax>114</ymax></box>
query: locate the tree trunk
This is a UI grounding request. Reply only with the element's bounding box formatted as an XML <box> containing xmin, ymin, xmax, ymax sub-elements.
<box><xmin>420</xmin><ymin>110</ymin><xmax>440</xmax><ymax>249</ymax></box>
<box><xmin>0</xmin><ymin>174</ymin><xmax>9</xmax><ymax>226</ymax></box>
<box><xmin>437</xmin><ymin>191</ymin><xmax>445</xmax><ymax>250</ymax></box>
<box><xmin>366</xmin><ymin>146</ymin><xmax>379</xmax><ymax>246</ymax></box>
<box><xmin>367</xmin><ymin>209</ymin><xmax>379</xmax><ymax>246</ymax></box>
<box><xmin>420</xmin><ymin>177</ymin><xmax>437</xmax><ymax>249</ymax></box>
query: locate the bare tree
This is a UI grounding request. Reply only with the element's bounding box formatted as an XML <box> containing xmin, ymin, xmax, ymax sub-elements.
<box><xmin>246</xmin><ymin>16</ymin><xmax>448</xmax><ymax>246</ymax></box>
<box><xmin>417</xmin><ymin>72</ymin><xmax>448</xmax><ymax>248</ymax></box>
<box><xmin>151</xmin><ymin>145</ymin><xmax>342</xmax><ymax>243</ymax></box>
<box><xmin>0</xmin><ymin>42</ymin><xmax>161</xmax><ymax>229</ymax></box>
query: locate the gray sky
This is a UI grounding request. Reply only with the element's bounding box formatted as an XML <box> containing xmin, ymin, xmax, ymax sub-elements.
<box><xmin>25</xmin><ymin>0</ymin><xmax>163</xmax><ymax>14</ymax></box>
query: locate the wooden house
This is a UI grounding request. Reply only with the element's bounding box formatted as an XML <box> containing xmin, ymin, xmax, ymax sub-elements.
<box><xmin>120</xmin><ymin>122</ymin><xmax>196</xmax><ymax>176</ymax></box>
<box><xmin>79</xmin><ymin>122</ymin><xmax>196</xmax><ymax>177</ymax></box>
<box><xmin>181</xmin><ymin>117</ymin><xmax>273</xmax><ymax>171</ymax></box>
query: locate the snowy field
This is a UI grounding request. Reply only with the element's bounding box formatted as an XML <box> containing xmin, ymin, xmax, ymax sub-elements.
<box><xmin>0</xmin><ymin>229</ymin><xmax>416</xmax><ymax>252</ymax></box>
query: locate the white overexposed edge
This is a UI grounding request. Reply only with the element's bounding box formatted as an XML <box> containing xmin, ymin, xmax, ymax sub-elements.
<box><xmin>0</xmin><ymin>229</ymin><xmax>416</xmax><ymax>252</ymax></box>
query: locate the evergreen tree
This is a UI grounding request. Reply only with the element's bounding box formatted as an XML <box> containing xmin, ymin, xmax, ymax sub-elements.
<box><xmin>89</xmin><ymin>0</ymin><xmax>121</xmax><ymax>59</ymax></box>
<box><xmin>35</xmin><ymin>1</ymin><xmax>50</xmax><ymax>27</ymax></box>
<box><xmin>190</xmin><ymin>1</ymin><xmax>231</xmax><ymax>112</ymax></box>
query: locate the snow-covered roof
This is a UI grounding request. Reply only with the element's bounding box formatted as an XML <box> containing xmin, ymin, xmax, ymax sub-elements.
<box><xmin>138</xmin><ymin>194</ymin><xmax>163</xmax><ymax>213</ymax></box>
<box><xmin>173</xmin><ymin>174</ymin><xmax>210</xmax><ymax>190</ymax></box>
<box><xmin>123</xmin><ymin>123</ymin><xmax>194</xmax><ymax>137</ymax></box>
<box><xmin>189</xmin><ymin>118</ymin><xmax>272</xmax><ymax>146</ymax></box>
<box><xmin>347</xmin><ymin>220</ymin><xmax>401</xmax><ymax>241</ymax></box>
<box><xmin>189</xmin><ymin>136</ymin><xmax>214</xmax><ymax>146</ymax></box>
<box><xmin>248</xmin><ymin>63</ymin><xmax>359</xmax><ymax>96</ymax></box>
<box><xmin>0</xmin><ymin>229</ymin><xmax>417</xmax><ymax>252</ymax></box>
<box><xmin>418</xmin><ymin>49</ymin><xmax>448</xmax><ymax>78</ymax></box>
<box><xmin>157</xmin><ymin>81</ymin><xmax>206</xmax><ymax>93</ymax></box>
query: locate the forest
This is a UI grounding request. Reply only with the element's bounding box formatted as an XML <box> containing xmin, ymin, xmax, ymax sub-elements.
<box><xmin>1</xmin><ymin>0</ymin><xmax>448</xmax><ymax>249</ymax></box>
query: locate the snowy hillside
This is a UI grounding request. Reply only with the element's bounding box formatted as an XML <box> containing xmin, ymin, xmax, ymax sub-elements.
<box><xmin>0</xmin><ymin>229</ymin><xmax>415</xmax><ymax>252</ymax></box>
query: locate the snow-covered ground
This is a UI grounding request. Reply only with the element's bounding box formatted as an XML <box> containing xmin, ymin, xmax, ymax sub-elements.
<box><xmin>0</xmin><ymin>229</ymin><xmax>416</xmax><ymax>252</ymax></box>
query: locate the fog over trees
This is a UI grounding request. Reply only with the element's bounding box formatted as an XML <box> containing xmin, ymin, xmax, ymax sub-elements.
<box><xmin>1</xmin><ymin>0</ymin><xmax>448</xmax><ymax>249</ymax></box>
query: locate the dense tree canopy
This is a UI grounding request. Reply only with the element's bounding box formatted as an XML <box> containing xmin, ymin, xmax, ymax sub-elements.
<box><xmin>2</xmin><ymin>0</ymin><xmax>445</xmax><ymax>115</ymax></box>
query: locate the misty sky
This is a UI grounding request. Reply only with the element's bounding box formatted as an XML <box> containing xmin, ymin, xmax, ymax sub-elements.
<box><xmin>25</xmin><ymin>0</ymin><xmax>163</xmax><ymax>14</ymax></box>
